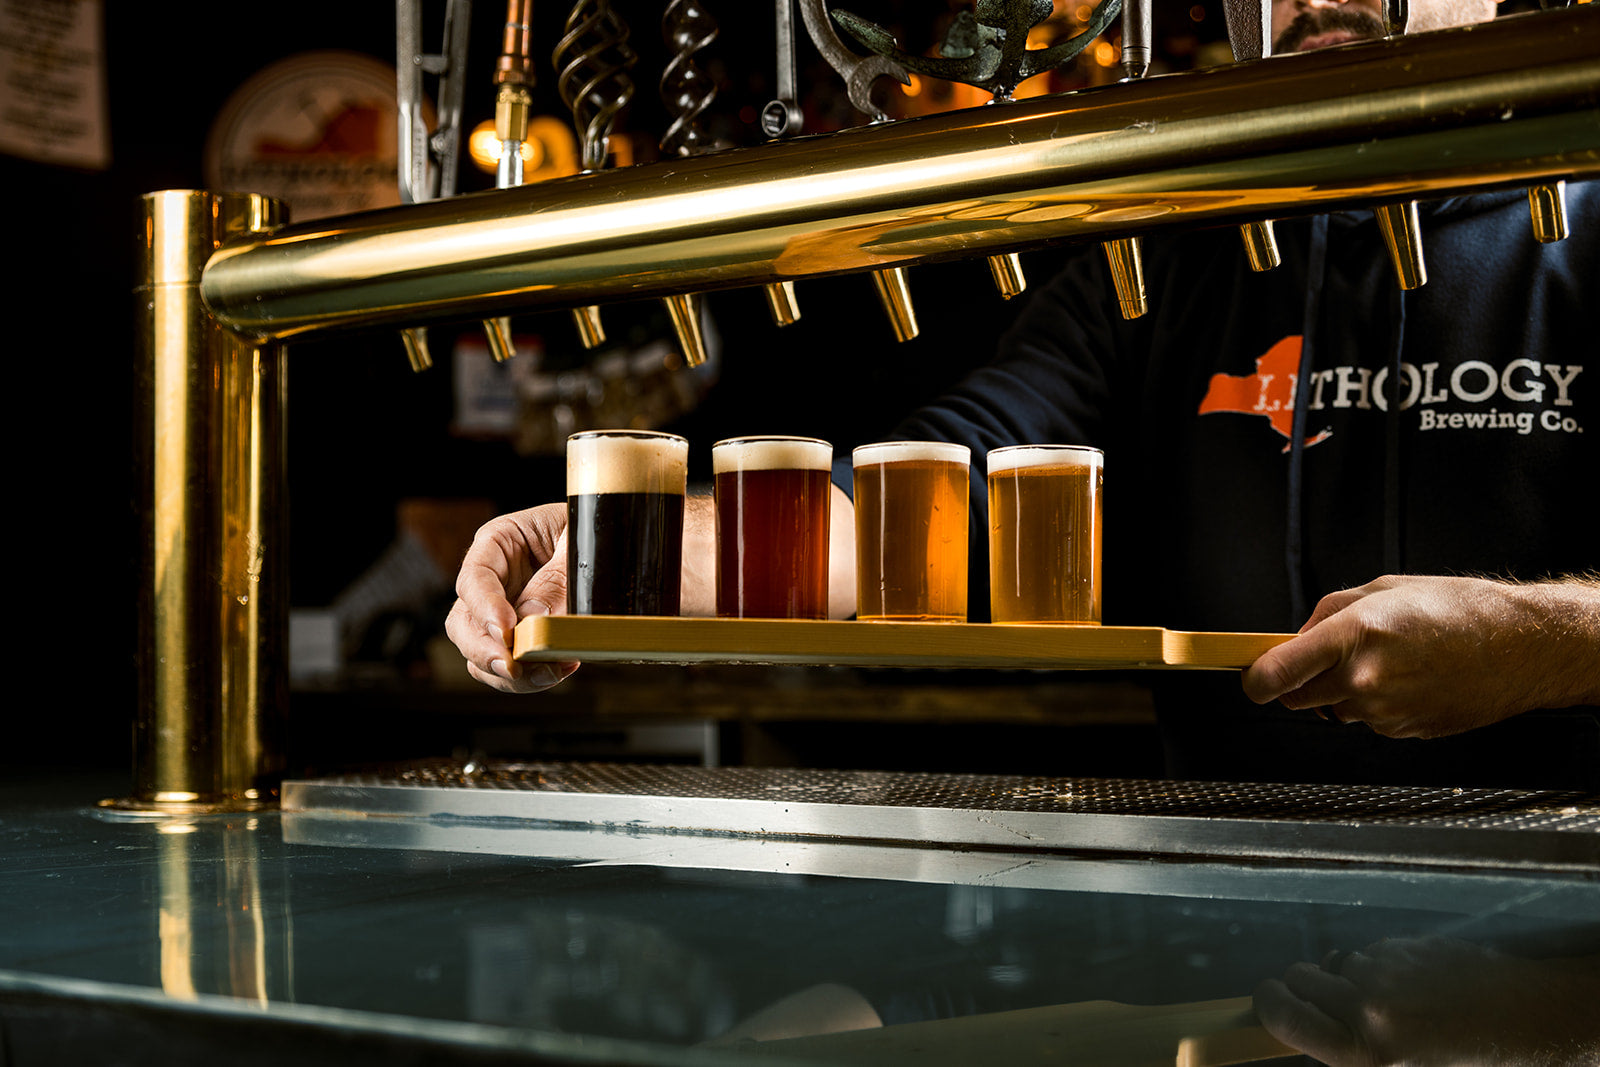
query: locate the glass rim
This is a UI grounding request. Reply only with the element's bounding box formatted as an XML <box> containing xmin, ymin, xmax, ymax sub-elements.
<box><xmin>986</xmin><ymin>443</ymin><xmax>1103</xmax><ymax>472</ymax></box>
<box><xmin>567</xmin><ymin>429</ymin><xmax>688</xmax><ymax>444</ymax></box>
<box><xmin>712</xmin><ymin>434</ymin><xmax>830</xmax><ymax>449</ymax></box>
<box><xmin>852</xmin><ymin>440</ymin><xmax>971</xmax><ymax>466</ymax></box>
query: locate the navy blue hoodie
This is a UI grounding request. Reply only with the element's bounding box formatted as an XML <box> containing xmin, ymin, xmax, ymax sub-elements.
<box><xmin>841</xmin><ymin>184</ymin><xmax>1599</xmax><ymax>788</ymax></box>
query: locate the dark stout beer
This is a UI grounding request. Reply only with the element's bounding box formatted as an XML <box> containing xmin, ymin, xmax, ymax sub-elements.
<box><xmin>987</xmin><ymin>445</ymin><xmax>1103</xmax><ymax>624</ymax></box>
<box><xmin>566</xmin><ymin>431</ymin><xmax>688</xmax><ymax>616</ymax></box>
<box><xmin>852</xmin><ymin>441</ymin><xmax>970</xmax><ymax>622</ymax></box>
<box><xmin>713</xmin><ymin>436</ymin><xmax>832</xmax><ymax>619</ymax></box>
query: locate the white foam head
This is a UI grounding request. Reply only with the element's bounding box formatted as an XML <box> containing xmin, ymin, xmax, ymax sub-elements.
<box><xmin>712</xmin><ymin>436</ymin><xmax>832</xmax><ymax>474</ymax></box>
<box><xmin>986</xmin><ymin>444</ymin><xmax>1103</xmax><ymax>474</ymax></box>
<box><xmin>853</xmin><ymin>440</ymin><xmax>970</xmax><ymax>467</ymax></box>
<box><xmin>567</xmin><ymin>431</ymin><xmax>689</xmax><ymax>496</ymax></box>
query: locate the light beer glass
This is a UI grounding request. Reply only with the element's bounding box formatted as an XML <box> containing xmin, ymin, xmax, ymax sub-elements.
<box><xmin>987</xmin><ymin>445</ymin><xmax>1103</xmax><ymax>624</ymax></box>
<box><xmin>852</xmin><ymin>440</ymin><xmax>970</xmax><ymax>622</ymax></box>
<box><xmin>713</xmin><ymin>435</ymin><xmax>833</xmax><ymax>619</ymax></box>
<box><xmin>566</xmin><ymin>430</ymin><xmax>689</xmax><ymax>615</ymax></box>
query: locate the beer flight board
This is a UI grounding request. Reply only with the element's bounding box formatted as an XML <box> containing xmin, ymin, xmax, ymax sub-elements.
<box><xmin>513</xmin><ymin>617</ymin><xmax>1293</xmax><ymax>670</ymax></box>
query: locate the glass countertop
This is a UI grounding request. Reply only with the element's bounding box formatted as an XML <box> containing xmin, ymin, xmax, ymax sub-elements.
<box><xmin>2</xmin><ymin>769</ymin><xmax>1596</xmax><ymax>1065</ymax></box>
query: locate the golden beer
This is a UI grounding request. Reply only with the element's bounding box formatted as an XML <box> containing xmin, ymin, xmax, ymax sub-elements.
<box><xmin>987</xmin><ymin>445</ymin><xmax>1103</xmax><ymax>624</ymax></box>
<box><xmin>713</xmin><ymin>436</ymin><xmax>833</xmax><ymax>619</ymax></box>
<box><xmin>853</xmin><ymin>441</ymin><xmax>970</xmax><ymax>622</ymax></box>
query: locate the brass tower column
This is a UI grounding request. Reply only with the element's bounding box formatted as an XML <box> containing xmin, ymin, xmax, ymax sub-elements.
<box><xmin>111</xmin><ymin>190</ymin><xmax>287</xmax><ymax>813</ymax></box>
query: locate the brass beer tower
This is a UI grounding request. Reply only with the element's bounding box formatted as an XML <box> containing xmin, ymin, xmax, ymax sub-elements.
<box><xmin>113</xmin><ymin>190</ymin><xmax>287</xmax><ymax>813</ymax></box>
<box><xmin>122</xmin><ymin>5</ymin><xmax>1600</xmax><ymax>812</ymax></box>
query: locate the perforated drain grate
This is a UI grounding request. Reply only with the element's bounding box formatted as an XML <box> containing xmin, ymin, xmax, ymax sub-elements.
<box><xmin>284</xmin><ymin>761</ymin><xmax>1599</xmax><ymax>869</ymax></box>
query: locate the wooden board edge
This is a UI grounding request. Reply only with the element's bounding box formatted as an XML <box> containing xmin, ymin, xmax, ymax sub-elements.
<box><xmin>514</xmin><ymin>616</ymin><xmax>1293</xmax><ymax>670</ymax></box>
<box><xmin>1163</xmin><ymin>630</ymin><xmax>1295</xmax><ymax>668</ymax></box>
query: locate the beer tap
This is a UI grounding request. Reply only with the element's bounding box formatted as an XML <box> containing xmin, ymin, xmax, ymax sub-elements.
<box><xmin>831</xmin><ymin>0</ymin><xmax>1123</xmax><ymax>315</ymax></box>
<box><xmin>480</xmin><ymin>0</ymin><xmax>536</xmax><ymax>365</ymax></box>
<box><xmin>395</xmin><ymin>0</ymin><xmax>473</xmax><ymax>370</ymax></box>
<box><xmin>1372</xmin><ymin>0</ymin><xmax>1429</xmax><ymax>289</ymax></box>
<box><xmin>798</xmin><ymin>0</ymin><xmax>921</xmax><ymax>341</ymax></box>
<box><xmin>1221</xmin><ymin>0</ymin><xmax>1282</xmax><ymax>274</ymax></box>
<box><xmin>553</xmin><ymin>0</ymin><xmax>640</xmax><ymax>350</ymax></box>
<box><xmin>758</xmin><ymin>0</ymin><xmax>805</xmax><ymax>326</ymax></box>
<box><xmin>654</xmin><ymin>0</ymin><xmax>717</xmax><ymax>367</ymax></box>
<box><xmin>1526</xmin><ymin>1</ymin><xmax>1573</xmax><ymax>245</ymax></box>
<box><xmin>1098</xmin><ymin>0</ymin><xmax>1154</xmax><ymax>319</ymax></box>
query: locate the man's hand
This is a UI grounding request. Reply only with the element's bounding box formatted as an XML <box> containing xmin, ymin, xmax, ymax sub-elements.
<box><xmin>443</xmin><ymin>504</ymin><xmax>580</xmax><ymax>693</ymax></box>
<box><xmin>1253</xmin><ymin>936</ymin><xmax>1600</xmax><ymax>1067</ymax></box>
<box><xmin>1241</xmin><ymin>575</ymin><xmax>1600</xmax><ymax>738</ymax></box>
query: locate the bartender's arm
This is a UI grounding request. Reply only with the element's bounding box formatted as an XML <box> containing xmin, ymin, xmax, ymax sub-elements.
<box><xmin>1242</xmin><ymin>574</ymin><xmax>1600</xmax><ymax>738</ymax></box>
<box><xmin>444</xmin><ymin>487</ymin><xmax>858</xmax><ymax>693</ymax></box>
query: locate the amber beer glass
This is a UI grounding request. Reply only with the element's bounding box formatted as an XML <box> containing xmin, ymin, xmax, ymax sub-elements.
<box><xmin>713</xmin><ymin>436</ymin><xmax>832</xmax><ymax>619</ymax></box>
<box><xmin>987</xmin><ymin>445</ymin><xmax>1103</xmax><ymax>624</ymax></box>
<box><xmin>566</xmin><ymin>430</ymin><xmax>689</xmax><ymax>615</ymax></box>
<box><xmin>852</xmin><ymin>441</ymin><xmax>970</xmax><ymax>622</ymax></box>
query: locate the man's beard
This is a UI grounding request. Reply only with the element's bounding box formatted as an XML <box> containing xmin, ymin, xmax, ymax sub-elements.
<box><xmin>1274</xmin><ymin>7</ymin><xmax>1387</xmax><ymax>53</ymax></box>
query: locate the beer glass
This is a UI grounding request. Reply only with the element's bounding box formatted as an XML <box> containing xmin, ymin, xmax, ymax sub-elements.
<box><xmin>566</xmin><ymin>430</ymin><xmax>689</xmax><ymax>615</ymax></box>
<box><xmin>852</xmin><ymin>440</ymin><xmax>970</xmax><ymax>622</ymax></box>
<box><xmin>713</xmin><ymin>435</ymin><xmax>833</xmax><ymax>619</ymax></box>
<box><xmin>987</xmin><ymin>445</ymin><xmax>1103</xmax><ymax>624</ymax></box>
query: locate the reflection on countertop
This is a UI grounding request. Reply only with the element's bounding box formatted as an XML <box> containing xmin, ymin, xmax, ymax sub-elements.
<box><xmin>2</xmin><ymin>769</ymin><xmax>1597</xmax><ymax>1065</ymax></box>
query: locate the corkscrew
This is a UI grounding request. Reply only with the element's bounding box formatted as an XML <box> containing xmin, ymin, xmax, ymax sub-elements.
<box><xmin>553</xmin><ymin>0</ymin><xmax>640</xmax><ymax>348</ymax></box>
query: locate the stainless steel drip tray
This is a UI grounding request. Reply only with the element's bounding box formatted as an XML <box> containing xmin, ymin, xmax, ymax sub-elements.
<box><xmin>281</xmin><ymin>761</ymin><xmax>1600</xmax><ymax>871</ymax></box>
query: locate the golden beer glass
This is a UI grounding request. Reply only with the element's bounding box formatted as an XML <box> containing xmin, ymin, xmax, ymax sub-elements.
<box><xmin>852</xmin><ymin>440</ymin><xmax>970</xmax><ymax>622</ymax></box>
<box><xmin>987</xmin><ymin>445</ymin><xmax>1103</xmax><ymax>624</ymax></box>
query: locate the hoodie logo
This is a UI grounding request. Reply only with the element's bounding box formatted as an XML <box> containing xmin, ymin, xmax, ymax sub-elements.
<box><xmin>1198</xmin><ymin>336</ymin><xmax>1331</xmax><ymax>452</ymax></box>
<box><xmin>1199</xmin><ymin>336</ymin><xmax>1586</xmax><ymax>448</ymax></box>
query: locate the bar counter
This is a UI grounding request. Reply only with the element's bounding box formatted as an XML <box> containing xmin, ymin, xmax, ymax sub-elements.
<box><xmin>4</xmin><ymin>763</ymin><xmax>1596</xmax><ymax>1065</ymax></box>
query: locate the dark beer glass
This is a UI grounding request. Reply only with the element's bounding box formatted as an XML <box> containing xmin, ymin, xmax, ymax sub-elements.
<box><xmin>713</xmin><ymin>435</ymin><xmax>833</xmax><ymax>619</ymax></box>
<box><xmin>987</xmin><ymin>445</ymin><xmax>1103</xmax><ymax>624</ymax></box>
<box><xmin>852</xmin><ymin>440</ymin><xmax>970</xmax><ymax>622</ymax></box>
<box><xmin>566</xmin><ymin>430</ymin><xmax>689</xmax><ymax>616</ymax></box>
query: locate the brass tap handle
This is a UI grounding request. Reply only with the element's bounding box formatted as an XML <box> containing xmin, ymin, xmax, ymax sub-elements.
<box><xmin>571</xmin><ymin>305</ymin><xmax>607</xmax><ymax>348</ymax></box>
<box><xmin>401</xmin><ymin>327</ymin><xmax>434</xmax><ymax>372</ymax></box>
<box><xmin>1529</xmin><ymin>181</ymin><xmax>1569</xmax><ymax>244</ymax></box>
<box><xmin>663</xmin><ymin>294</ymin><xmax>708</xmax><ymax>367</ymax></box>
<box><xmin>1373</xmin><ymin>201</ymin><xmax>1427</xmax><ymax>289</ymax></box>
<box><xmin>764</xmin><ymin>281</ymin><xmax>802</xmax><ymax>326</ymax></box>
<box><xmin>988</xmin><ymin>253</ymin><xmax>1027</xmax><ymax>300</ymax></box>
<box><xmin>1239</xmin><ymin>220</ymin><xmax>1281</xmax><ymax>272</ymax></box>
<box><xmin>1103</xmin><ymin>237</ymin><xmax>1148</xmax><ymax>320</ymax></box>
<box><xmin>483</xmin><ymin>317</ymin><xmax>516</xmax><ymax>363</ymax></box>
<box><xmin>872</xmin><ymin>267</ymin><xmax>919</xmax><ymax>342</ymax></box>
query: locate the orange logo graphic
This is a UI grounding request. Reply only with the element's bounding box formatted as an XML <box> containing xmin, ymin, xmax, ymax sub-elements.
<box><xmin>1198</xmin><ymin>336</ymin><xmax>1332</xmax><ymax>452</ymax></box>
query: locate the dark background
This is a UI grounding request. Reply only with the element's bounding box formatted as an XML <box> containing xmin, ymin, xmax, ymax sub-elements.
<box><xmin>6</xmin><ymin>0</ymin><xmax>1233</xmax><ymax>773</ymax></box>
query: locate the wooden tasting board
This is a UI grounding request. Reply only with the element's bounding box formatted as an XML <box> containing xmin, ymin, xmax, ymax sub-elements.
<box><xmin>513</xmin><ymin>616</ymin><xmax>1293</xmax><ymax>671</ymax></box>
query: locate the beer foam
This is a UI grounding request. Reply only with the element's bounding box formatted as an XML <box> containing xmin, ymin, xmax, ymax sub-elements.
<box><xmin>853</xmin><ymin>440</ymin><xmax>970</xmax><ymax>467</ymax></box>
<box><xmin>567</xmin><ymin>432</ymin><xmax>688</xmax><ymax>496</ymax></box>
<box><xmin>986</xmin><ymin>444</ymin><xmax>1103</xmax><ymax>473</ymax></box>
<box><xmin>712</xmin><ymin>436</ymin><xmax>832</xmax><ymax>473</ymax></box>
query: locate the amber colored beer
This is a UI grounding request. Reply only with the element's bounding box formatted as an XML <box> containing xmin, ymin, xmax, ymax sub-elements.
<box><xmin>713</xmin><ymin>436</ymin><xmax>832</xmax><ymax>619</ymax></box>
<box><xmin>852</xmin><ymin>441</ymin><xmax>970</xmax><ymax>622</ymax></box>
<box><xmin>987</xmin><ymin>445</ymin><xmax>1103</xmax><ymax>624</ymax></box>
<box><xmin>566</xmin><ymin>430</ymin><xmax>689</xmax><ymax>616</ymax></box>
